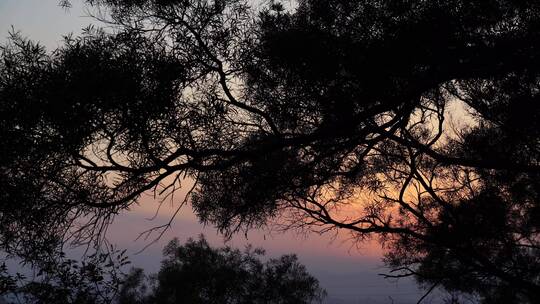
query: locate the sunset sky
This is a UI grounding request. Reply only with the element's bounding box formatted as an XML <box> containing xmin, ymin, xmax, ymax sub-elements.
<box><xmin>0</xmin><ymin>1</ymin><xmax>433</xmax><ymax>302</ymax></box>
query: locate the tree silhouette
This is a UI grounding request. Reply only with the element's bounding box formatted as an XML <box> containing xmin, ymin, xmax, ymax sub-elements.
<box><xmin>118</xmin><ymin>236</ymin><xmax>325</xmax><ymax>304</ymax></box>
<box><xmin>0</xmin><ymin>249</ymin><xmax>129</xmax><ymax>304</ymax></box>
<box><xmin>1</xmin><ymin>236</ymin><xmax>323</xmax><ymax>304</ymax></box>
<box><xmin>1</xmin><ymin>0</ymin><xmax>539</xmax><ymax>302</ymax></box>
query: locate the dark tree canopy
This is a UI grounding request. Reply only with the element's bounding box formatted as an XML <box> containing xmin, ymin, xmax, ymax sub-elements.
<box><xmin>118</xmin><ymin>236</ymin><xmax>326</xmax><ymax>304</ymax></box>
<box><xmin>1</xmin><ymin>0</ymin><xmax>539</xmax><ymax>302</ymax></box>
<box><xmin>0</xmin><ymin>236</ymin><xmax>324</xmax><ymax>304</ymax></box>
<box><xmin>0</xmin><ymin>249</ymin><xmax>129</xmax><ymax>304</ymax></box>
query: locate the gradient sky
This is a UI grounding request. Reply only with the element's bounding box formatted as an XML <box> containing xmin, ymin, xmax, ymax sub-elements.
<box><xmin>0</xmin><ymin>1</ymin><xmax>437</xmax><ymax>302</ymax></box>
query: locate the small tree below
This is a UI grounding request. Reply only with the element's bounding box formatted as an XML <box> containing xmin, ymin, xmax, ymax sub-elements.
<box><xmin>1</xmin><ymin>236</ymin><xmax>325</xmax><ymax>304</ymax></box>
<box><xmin>120</xmin><ymin>235</ymin><xmax>326</xmax><ymax>304</ymax></box>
